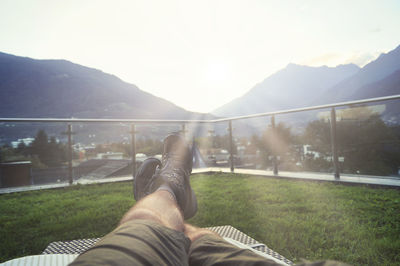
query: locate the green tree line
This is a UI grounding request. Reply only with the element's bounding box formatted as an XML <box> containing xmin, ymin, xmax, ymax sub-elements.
<box><xmin>0</xmin><ymin>130</ymin><xmax>68</xmax><ymax>168</ymax></box>
<box><xmin>248</xmin><ymin>113</ymin><xmax>400</xmax><ymax>175</ymax></box>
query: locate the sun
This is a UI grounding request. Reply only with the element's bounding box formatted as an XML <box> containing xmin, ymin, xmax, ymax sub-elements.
<box><xmin>203</xmin><ymin>59</ymin><xmax>231</xmax><ymax>86</ymax></box>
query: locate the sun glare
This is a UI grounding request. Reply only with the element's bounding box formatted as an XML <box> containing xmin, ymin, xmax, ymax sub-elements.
<box><xmin>203</xmin><ymin>60</ymin><xmax>231</xmax><ymax>86</ymax></box>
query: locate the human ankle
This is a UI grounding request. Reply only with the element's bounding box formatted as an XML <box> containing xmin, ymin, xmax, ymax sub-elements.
<box><xmin>155</xmin><ymin>187</ymin><xmax>177</xmax><ymax>202</ymax></box>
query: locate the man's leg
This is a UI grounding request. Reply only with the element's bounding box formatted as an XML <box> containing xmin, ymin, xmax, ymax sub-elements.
<box><xmin>184</xmin><ymin>223</ymin><xmax>219</xmax><ymax>242</ymax></box>
<box><xmin>120</xmin><ymin>190</ymin><xmax>184</xmax><ymax>232</ymax></box>
<box><xmin>184</xmin><ymin>224</ymin><xmax>285</xmax><ymax>266</ymax></box>
<box><xmin>70</xmin><ymin>190</ymin><xmax>190</xmax><ymax>266</ymax></box>
<box><xmin>70</xmin><ymin>134</ymin><xmax>196</xmax><ymax>266</ymax></box>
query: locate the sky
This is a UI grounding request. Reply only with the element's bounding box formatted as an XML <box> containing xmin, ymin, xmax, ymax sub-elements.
<box><xmin>0</xmin><ymin>0</ymin><xmax>399</xmax><ymax>113</ymax></box>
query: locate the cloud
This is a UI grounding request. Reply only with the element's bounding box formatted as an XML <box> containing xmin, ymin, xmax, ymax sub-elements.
<box><xmin>344</xmin><ymin>52</ymin><xmax>380</xmax><ymax>67</ymax></box>
<box><xmin>302</xmin><ymin>53</ymin><xmax>343</xmax><ymax>67</ymax></box>
<box><xmin>300</xmin><ymin>50</ymin><xmax>381</xmax><ymax>68</ymax></box>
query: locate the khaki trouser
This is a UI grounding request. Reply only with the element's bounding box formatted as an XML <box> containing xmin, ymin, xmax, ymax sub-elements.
<box><xmin>70</xmin><ymin>220</ymin><xmax>349</xmax><ymax>266</ymax></box>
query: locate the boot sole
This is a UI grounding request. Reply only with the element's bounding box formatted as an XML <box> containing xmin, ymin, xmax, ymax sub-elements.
<box><xmin>133</xmin><ymin>158</ymin><xmax>162</xmax><ymax>201</ymax></box>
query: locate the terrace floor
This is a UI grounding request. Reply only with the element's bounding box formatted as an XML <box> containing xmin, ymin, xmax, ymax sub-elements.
<box><xmin>1</xmin><ymin>168</ymin><xmax>399</xmax><ymax>194</ymax></box>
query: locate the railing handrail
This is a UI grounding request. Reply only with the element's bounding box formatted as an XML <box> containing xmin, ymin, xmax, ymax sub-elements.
<box><xmin>0</xmin><ymin>94</ymin><xmax>399</xmax><ymax>124</ymax></box>
<box><xmin>213</xmin><ymin>94</ymin><xmax>400</xmax><ymax>122</ymax></box>
<box><xmin>0</xmin><ymin>117</ymin><xmax>212</xmax><ymax>124</ymax></box>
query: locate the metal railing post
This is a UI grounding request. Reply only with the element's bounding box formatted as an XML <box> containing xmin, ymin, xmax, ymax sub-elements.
<box><xmin>130</xmin><ymin>124</ymin><xmax>137</xmax><ymax>178</ymax></box>
<box><xmin>271</xmin><ymin>115</ymin><xmax>278</xmax><ymax>175</ymax></box>
<box><xmin>67</xmin><ymin>124</ymin><xmax>73</xmax><ymax>185</ymax></box>
<box><xmin>330</xmin><ymin>108</ymin><xmax>340</xmax><ymax>179</ymax></box>
<box><xmin>228</xmin><ymin>121</ymin><xmax>234</xmax><ymax>172</ymax></box>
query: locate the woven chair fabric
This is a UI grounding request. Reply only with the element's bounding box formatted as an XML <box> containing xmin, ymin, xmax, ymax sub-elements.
<box><xmin>42</xmin><ymin>225</ymin><xmax>293</xmax><ymax>265</ymax></box>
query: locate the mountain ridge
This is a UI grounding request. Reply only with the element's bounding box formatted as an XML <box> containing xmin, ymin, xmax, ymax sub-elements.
<box><xmin>316</xmin><ymin>45</ymin><xmax>400</xmax><ymax>104</ymax></box>
<box><xmin>213</xmin><ymin>45</ymin><xmax>400</xmax><ymax>117</ymax></box>
<box><xmin>213</xmin><ymin>63</ymin><xmax>360</xmax><ymax>116</ymax></box>
<box><xmin>0</xmin><ymin>52</ymin><xmax>210</xmax><ymax>120</ymax></box>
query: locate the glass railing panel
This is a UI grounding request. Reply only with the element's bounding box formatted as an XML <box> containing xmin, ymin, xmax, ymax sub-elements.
<box><xmin>72</xmin><ymin>122</ymin><xmax>132</xmax><ymax>181</ymax></box>
<box><xmin>230</xmin><ymin>117</ymin><xmax>274</xmax><ymax>171</ymax></box>
<box><xmin>188</xmin><ymin>122</ymin><xmax>219</xmax><ymax>168</ymax></box>
<box><xmin>209</xmin><ymin>121</ymin><xmax>233</xmax><ymax>169</ymax></box>
<box><xmin>275</xmin><ymin>109</ymin><xmax>334</xmax><ymax>174</ymax></box>
<box><xmin>1</xmin><ymin>94</ymin><xmax>399</xmax><ymax>189</ymax></box>
<box><xmin>334</xmin><ymin>99</ymin><xmax>400</xmax><ymax>178</ymax></box>
<box><xmin>0</xmin><ymin>122</ymin><xmax>73</xmax><ymax>186</ymax></box>
<box><xmin>183</xmin><ymin>122</ymin><xmax>212</xmax><ymax>169</ymax></box>
<box><xmin>135</xmin><ymin>123</ymin><xmax>183</xmax><ymax>165</ymax></box>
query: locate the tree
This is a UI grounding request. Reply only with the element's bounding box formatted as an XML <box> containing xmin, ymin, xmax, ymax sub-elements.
<box><xmin>337</xmin><ymin>114</ymin><xmax>400</xmax><ymax>175</ymax></box>
<box><xmin>0</xmin><ymin>144</ymin><xmax>25</xmax><ymax>163</ymax></box>
<box><xmin>254</xmin><ymin>122</ymin><xmax>296</xmax><ymax>169</ymax></box>
<box><xmin>46</xmin><ymin>137</ymin><xmax>67</xmax><ymax>167</ymax></box>
<box><xmin>134</xmin><ymin>138</ymin><xmax>163</xmax><ymax>156</ymax></box>
<box><xmin>16</xmin><ymin>142</ymin><xmax>27</xmax><ymax>155</ymax></box>
<box><xmin>301</xmin><ymin>111</ymin><xmax>400</xmax><ymax>175</ymax></box>
<box><xmin>30</xmin><ymin>130</ymin><xmax>49</xmax><ymax>165</ymax></box>
<box><xmin>30</xmin><ymin>130</ymin><xmax>68</xmax><ymax>167</ymax></box>
<box><xmin>302</xmin><ymin>120</ymin><xmax>331</xmax><ymax>155</ymax></box>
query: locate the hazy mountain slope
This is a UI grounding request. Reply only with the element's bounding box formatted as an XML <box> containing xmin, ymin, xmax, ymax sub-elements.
<box><xmin>348</xmin><ymin>70</ymin><xmax>400</xmax><ymax>124</ymax></box>
<box><xmin>213</xmin><ymin>63</ymin><xmax>360</xmax><ymax>117</ymax></box>
<box><xmin>316</xmin><ymin>45</ymin><xmax>400</xmax><ymax>104</ymax></box>
<box><xmin>0</xmin><ymin>52</ymin><xmax>209</xmax><ymax>119</ymax></box>
<box><xmin>350</xmin><ymin>69</ymin><xmax>400</xmax><ymax>99</ymax></box>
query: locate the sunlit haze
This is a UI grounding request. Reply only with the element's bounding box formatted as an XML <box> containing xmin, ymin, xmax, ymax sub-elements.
<box><xmin>1</xmin><ymin>0</ymin><xmax>399</xmax><ymax>113</ymax></box>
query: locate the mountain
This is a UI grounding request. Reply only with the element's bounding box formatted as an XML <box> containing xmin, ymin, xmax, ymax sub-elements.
<box><xmin>213</xmin><ymin>45</ymin><xmax>400</xmax><ymax>118</ymax></box>
<box><xmin>0</xmin><ymin>52</ymin><xmax>209</xmax><ymax>120</ymax></box>
<box><xmin>316</xmin><ymin>45</ymin><xmax>400</xmax><ymax>104</ymax></box>
<box><xmin>213</xmin><ymin>63</ymin><xmax>360</xmax><ymax>117</ymax></box>
<box><xmin>350</xmin><ymin>69</ymin><xmax>400</xmax><ymax>100</ymax></box>
<box><xmin>348</xmin><ymin>70</ymin><xmax>400</xmax><ymax>124</ymax></box>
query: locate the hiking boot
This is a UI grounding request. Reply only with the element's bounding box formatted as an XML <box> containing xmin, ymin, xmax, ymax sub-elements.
<box><xmin>157</xmin><ymin>133</ymin><xmax>197</xmax><ymax>219</ymax></box>
<box><xmin>133</xmin><ymin>157</ymin><xmax>162</xmax><ymax>201</ymax></box>
<box><xmin>133</xmin><ymin>133</ymin><xmax>197</xmax><ymax>219</ymax></box>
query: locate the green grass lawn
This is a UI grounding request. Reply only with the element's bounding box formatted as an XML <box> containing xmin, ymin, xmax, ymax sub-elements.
<box><xmin>1</xmin><ymin>173</ymin><xmax>399</xmax><ymax>265</ymax></box>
